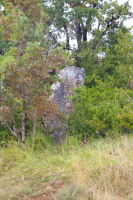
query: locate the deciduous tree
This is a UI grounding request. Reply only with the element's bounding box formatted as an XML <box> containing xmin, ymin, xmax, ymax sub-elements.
<box><xmin>0</xmin><ymin>0</ymin><xmax>73</xmax><ymax>143</ymax></box>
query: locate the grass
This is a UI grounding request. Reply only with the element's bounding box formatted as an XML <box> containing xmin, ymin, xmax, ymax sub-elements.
<box><xmin>0</xmin><ymin>134</ymin><xmax>133</xmax><ymax>200</ymax></box>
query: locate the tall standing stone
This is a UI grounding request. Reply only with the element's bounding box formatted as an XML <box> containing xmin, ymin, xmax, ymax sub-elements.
<box><xmin>45</xmin><ymin>66</ymin><xmax>85</xmax><ymax>143</ymax></box>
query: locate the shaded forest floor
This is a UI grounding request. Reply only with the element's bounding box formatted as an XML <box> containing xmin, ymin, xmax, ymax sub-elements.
<box><xmin>0</xmin><ymin>134</ymin><xmax>133</xmax><ymax>200</ymax></box>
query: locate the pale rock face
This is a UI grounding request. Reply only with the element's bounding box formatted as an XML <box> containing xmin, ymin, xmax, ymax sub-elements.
<box><xmin>59</xmin><ymin>66</ymin><xmax>85</xmax><ymax>84</ymax></box>
<box><xmin>46</xmin><ymin>66</ymin><xmax>85</xmax><ymax>143</ymax></box>
<box><xmin>49</xmin><ymin>66</ymin><xmax>85</xmax><ymax>115</ymax></box>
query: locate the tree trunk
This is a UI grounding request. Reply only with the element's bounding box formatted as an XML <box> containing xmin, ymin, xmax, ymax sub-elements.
<box><xmin>64</xmin><ymin>25</ymin><xmax>70</xmax><ymax>50</ymax></box>
<box><xmin>83</xmin><ymin>28</ymin><xmax>87</xmax><ymax>41</ymax></box>
<box><xmin>76</xmin><ymin>22</ymin><xmax>82</xmax><ymax>53</ymax></box>
<box><xmin>22</xmin><ymin>84</ymin><xmax>27</xmax><ymax>144</ymax></box>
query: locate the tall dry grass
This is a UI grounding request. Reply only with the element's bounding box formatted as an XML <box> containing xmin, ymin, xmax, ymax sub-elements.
<box><xmin>0</xmin><ymin>134</ymin><xmax>133</xmax><ymax>199</ymax></box>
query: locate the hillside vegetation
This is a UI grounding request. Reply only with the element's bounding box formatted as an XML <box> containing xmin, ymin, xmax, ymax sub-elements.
<box><xmin>1</xmin><ymin>0</ymin><xmax>133</xmax><ymax>143</ymax></box>
<box><xmin>1</xmin><ymin>1</ymin><xmax>133</xmax><ymax>199</ymax></box>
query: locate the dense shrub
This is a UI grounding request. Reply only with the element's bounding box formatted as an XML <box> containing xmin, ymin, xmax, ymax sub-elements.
<box><xmin>68</xmin><ymin>86</ymin><xmax>133</xmax><ymax>138</ymax></box>
<box><xmin>0</xmin><ymin>122</ymin><xmax>12</xmax><ymax>144</ymax></box>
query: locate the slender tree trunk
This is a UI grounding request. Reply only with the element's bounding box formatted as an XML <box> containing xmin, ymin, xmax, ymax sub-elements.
<box><xmin>83</xmin><ymin>28</ymin><xmax>87</xmax><ymax>41</ymax></box>
<box><xmin>64</xmin><ymin>25</ymin><xmax>70</xmax><ymax>50</ymax></box>
<box><xmin>33</xmin><ymin>107</ymin><xmax>37</xmax><ymax>140</ymax></box>
<box><xmin>22</xmin><ymin>83</ymin><xmax>27</xmax><ymax>144</ymax></box>
<box><xmin>13</xmin><ymin>122</ymin><xmax>18</xmax><ymax>145</ymax></box>
<box><xmin>76</xmin><ymin>22</ymin><xmax>82</xmax><ymax>53</ymax></box>
<box><xmin>3</xmin><ymin>119</ymin><xmax>18</xmax><ymax>145</ymax></box>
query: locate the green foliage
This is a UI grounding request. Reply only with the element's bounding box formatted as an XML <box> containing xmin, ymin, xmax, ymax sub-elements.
<box><xmin>0</xmin><ymin>122</ymin><xmax>14</xmax><ymax>144</ymax></box>
<box><xmin>0</xmin><ymin>0</ymin><xmax>133</xmax><ymax>144</ymax></box>
<box><xmin>44</xmin><ymin>0</ymin><xmax>133</xmax><ymax>53</ymax></box>
<box><xmin>76</xmin><ymin>29</ymin><xmax>133</xmax><ymax>89</ymax></box>
<box><xmin>33</xmin><ymin>137</ymin><xmax>46</xmax><ymax>151</ymax></box>
<box><xmin>0</xmin><ymin>130</ymin><xmax>12</xmax><ymax>144</ymax></box>
<box><xmin>116</xmin><ymin>111</ymin><xmax>133</xmax><ymax>133</ymax></box>
<box><xmin>68</xmin><ymin>86</ymin><xmax>133</xmax><ymax>138</ymax></box>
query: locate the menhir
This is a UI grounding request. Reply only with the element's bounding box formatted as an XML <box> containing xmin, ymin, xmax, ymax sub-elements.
<box><xmin>44</xmin><ymin>66</ymin><xmax>85</xmax><ymax>143</ymax></box>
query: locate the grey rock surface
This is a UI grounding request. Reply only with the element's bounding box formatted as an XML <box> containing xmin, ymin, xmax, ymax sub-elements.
<box><xmin>46</xmin><ymin>66</ymin><xmax>85</xmax><ymax>143</ymax></box>
<box><xmin>49</xmin><ymin>66</ymin><xmax>85</xmax><ymax>115</ymax></box>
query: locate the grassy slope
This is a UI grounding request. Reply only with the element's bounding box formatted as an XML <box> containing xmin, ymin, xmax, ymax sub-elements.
<box><xmin>0</xmin><ymin>135</ymin><xmax>133</xmax><ymax>200</ymax></box>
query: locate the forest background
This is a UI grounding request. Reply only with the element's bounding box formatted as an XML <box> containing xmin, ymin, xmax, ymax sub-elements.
<box><xmin>1</xmin><ymin>1</ymin><xmax>133</xmax><ymax>199</ymax></box>
<box><xmin>0</xmin><ymin>0</ymin><xmax>133</xmax><ymax>143</ymax></box>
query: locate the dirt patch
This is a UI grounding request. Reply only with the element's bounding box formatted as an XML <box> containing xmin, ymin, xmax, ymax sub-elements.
<box><xmin>26</xmin><ymin>182</ymin><xmax>65</xmax><ymax>200</ymax></box>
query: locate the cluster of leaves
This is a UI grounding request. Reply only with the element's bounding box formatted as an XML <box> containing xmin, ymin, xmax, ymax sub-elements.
<box><xmin>69</xmin><ymin>86</ymin><xmax>133</xmax><ymax>138</ymax></box>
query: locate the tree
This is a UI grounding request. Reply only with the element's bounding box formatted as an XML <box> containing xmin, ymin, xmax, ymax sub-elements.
<box><xmin>0</xmin><ymin>0</ymin><xmax>10</xmax><ymax>55</ymax></box>
<box><xmin>0</xmin><ymin>0</ymin><xmax>73</xmax><ymax>143</ymax></box>
<box><xmin>102</xmin><ymin>29</ymin><xmax>133</xmax><ymax>89</ymax></box>
<box><xmin>44</xmin><ymin>0</ymin><xmax>133</xmax><ymax>53</ymax></box>
<box><xmin>78</xmin><ymin>28</ymin><xmax>133</xmax><ymax>88</ymax></box>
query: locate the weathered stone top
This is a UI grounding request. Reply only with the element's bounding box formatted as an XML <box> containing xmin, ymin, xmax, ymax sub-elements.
<box><xmin>58</xmin><ymin>66</ymin><xmax>85</xmax><ymax>85</ymax></box>
<box><xmin>49</xmin><ymin>66</ymin><xmax>85</xmax><ymax>114</ymax></box>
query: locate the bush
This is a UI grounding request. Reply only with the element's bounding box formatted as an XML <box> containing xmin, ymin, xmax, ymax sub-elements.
<box><xmin>68</xmin><ymin>86</ymin><xmax>133</xmax><ymax>138</ymax></box>
<box><xmin>116</xmin><ymin>111</ymin><xmax>133</xmax><ymax>133</ymax></box>
<box><xmin>0</xmin><ymin>122</ymin><xmax>12</xmax><ymax>144</ymax></box>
